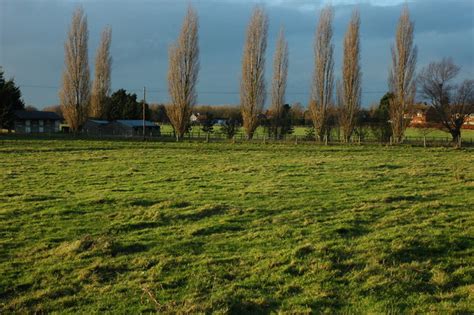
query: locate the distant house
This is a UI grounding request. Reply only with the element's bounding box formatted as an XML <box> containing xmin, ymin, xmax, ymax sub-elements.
<box><xmin>409</xmin><ymin>106</ymin><xmax>474</xmax><ymax>129</ymax></box>
<box><xmin>82</xmin><ymin>119</ymin><xmax>160</xmax><ymax>136</ymax></box>
<box><xmin>13</xmin><ymin>110</ymin><xmax>61</xmax><ymax>133</ymax></box>
<box><xmin>190</xmin><ymin>113</ymin><xmax>199</xmax><ymax>123</ymax></box>
<box><xmin>410</xmin><ymin>109</ymin><xmax>429</xmax><ymax>126</ymax></box>
<box><xmin>190</xmin><ymin>113</ymin><xmax>209</xmax><ymax>124</ymax></box>
<box><xmin>464</xmin><ymin>114</ymin><xmax>474</xmax><ymax>129</ymax></box>
<box><xmin>406</xmin><ymin>104</ymin><xmax>428</xmax><ymax>126</ymax></box>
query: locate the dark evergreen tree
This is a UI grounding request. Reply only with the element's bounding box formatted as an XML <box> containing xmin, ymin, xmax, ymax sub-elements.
<box><xmin>369</xmin><ymin>92</ymin><xmax>393</xmax><ymax>142</ymax></box>
<box><xmin>279</xmin><ymin>104</ymin><xmax>294</xmax><ymax>138</ymax></box>
<box><xmin>104</xmin><ymin>89</ymin><xmax>142</xmax><ymax>120</ymax></box>
<box><xmin>0</xmin><ymin>69</ymin><xmax>25</xmax><ymax>131</ymax></box>
<box><xmin>221</xmin><ymin>118</ymin><xmax>240</xmax><ymax>139</ymax></box>
<box><xmin>268</xmin><ymin>104</ymin><xmax>294</xmax><ymax>139</ymax></box>
<box><xmin>201</xmin><ymin>112</ymin><xmax>215</xmax><ymax>134</ymax></box>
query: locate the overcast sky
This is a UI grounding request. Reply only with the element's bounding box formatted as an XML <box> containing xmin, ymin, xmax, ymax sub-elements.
<box><xmin>1</xmin><ymin>0</ymin><xmax>473</xmax><ymax>108</ymax></box>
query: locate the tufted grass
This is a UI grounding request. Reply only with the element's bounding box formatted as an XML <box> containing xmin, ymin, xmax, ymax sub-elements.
<box><xmin>0</xmin><ymin>139</ymin><xmax>473</xmax><ymax>313</ymax></box>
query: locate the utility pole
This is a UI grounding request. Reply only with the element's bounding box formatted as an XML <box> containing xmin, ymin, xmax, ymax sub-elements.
<box><xmin>143</xmin><ymin>86</ymin><xmax>146</xmax><ymax>140</ymax></box>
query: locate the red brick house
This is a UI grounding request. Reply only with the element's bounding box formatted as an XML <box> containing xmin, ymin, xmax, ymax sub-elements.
<box><xmin>409</xmin><ymin>105</ymin><xmax>474</xmax><ymax>129</ymax></box>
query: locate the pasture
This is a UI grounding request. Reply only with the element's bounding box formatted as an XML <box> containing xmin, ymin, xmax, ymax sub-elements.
<box><xmin>159</xmin><ymin>124</ymin><xmax>474</xmax><ymax>142</ymax></box>
<box><xmin>1</xmin><ymin>139</ymin><xmax>473</xmax><ymax>313</ymax></box>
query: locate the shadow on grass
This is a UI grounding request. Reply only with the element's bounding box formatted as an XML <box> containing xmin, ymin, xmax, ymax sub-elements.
<box><xmin>371</xmin><ymin>164</ymin><xmax>404</xmax><ymax>170</ymax></box>
<box><xmin>60</xmin><ymin>208</ymin><xmax>87</xmax><ymax>216</ymax></box>
<box><xmin>301</xmin><ymin>298</ymin><xmax>344</xmax><ymax>314</ymax></box>
<box><xmin>387</xmin><ymin>235</ymin><xmax>470</xmax><ymax>265</ymax></box>
<box><xmin>108</xmin><ymin>221</ymin><xmax>163</xmax><ymax>234</ymax></box>
<box><xmin>80</xmin><ymin>262</ymin><xmax>128</xmax><ymax>284</ymax></box>
<box><xmin>129</xmin><ymin>199</ymin><xmax>161</xmax><ymax>207</ymax></box>
<box><xmin>174</xmin><ymin>204</ymin><xmax>228</xmax><ymax>221</ymax></box>
<box><xmin>383</xmin><ymin>193</ymin><xmax>437</xmax><ymax>203</ymax></box>
<box><xmin>200</xmin><ymin>290</ymin><xmax>280</xmax><ymax>314</ymax></box>
<box><xmin>89</xmin><ymin>198</ymin><xmax>116</xmax><ymax>205</ymax></box>
<box><xmin>169</xmin><ymin>201</ymin><xmax>192</xmax><ymax>208</ymax></box>
<box><xmin>167</xmin><ymin>240</ymin><xmax>205</xmax><ymax>256</ymax></box>
<box><xmin>23</xmin><ymin>195</ymin><xmax>60</xmax><ymax>202</ymax></box>
<box><xmin>0</xmin><ymin>282</ymin><xmax>33</xmax><ymax>302</ymax></box>
<box><xmin>112</xmin><ymin>242</ymin><xmax>149</xmax><ymax>256</ymax></box>
<box><xmin>228</xmin><ymin>299</ymin><xmax>278</xmax><ymax>314</ymax></box>
<box><xmin>328</xmin><ymin>219</ymin><xmax>370</xmax><ymax>239</ymax></box>
<box><xmin>335</xmin><ymin>225</ymin><xmax>369</xmax><ymax>238</ymax></box>
<box><xmin>191</xmin><ymin>223</ymin><xmax>243</xmax><ymax>236</ymax></box>
<box><xmin>2</xmin><ymin>286</ymin><xmax>82</xmax><ymax>313</ymax></box>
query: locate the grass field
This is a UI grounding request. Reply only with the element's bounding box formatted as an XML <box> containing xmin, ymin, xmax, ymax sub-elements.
<box><xmin>1</xmin><ymin>139</ymin><xmax>473</xmax><ymax>313</ymax></box>
<box><xmin>159</xmin><ymin>124</ymin><xmax>474</xmax><ymax>141</ymax></box>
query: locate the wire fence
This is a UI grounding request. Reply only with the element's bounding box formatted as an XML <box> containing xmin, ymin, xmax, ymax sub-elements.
<box><xmin>1</xmin><ymin>131</ymin><xmax>472</xmax><ymax>148</ymax></box>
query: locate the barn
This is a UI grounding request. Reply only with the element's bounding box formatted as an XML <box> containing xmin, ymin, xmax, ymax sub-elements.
<box><xmin>83</xmin><ymin>120</ymin><xmax>110</xmax><ymax>135</ymax></box>
<box><xmin>111</xmin><ymin>120</ymin><xmax>160</xmax><ymax>136</ymax></box>
<box><xmin>82</xmin><ymin>119</ymin><xmax>160</xmax><ymax>136</ymax></box>
<box><xmin>13</xmin><ymin>110</ymin><xmax>62</xmax><ymax>133</ymax></box>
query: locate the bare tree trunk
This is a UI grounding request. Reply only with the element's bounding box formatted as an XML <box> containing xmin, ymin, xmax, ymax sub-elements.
<box><xmin>388</xmin><ymin>6</ymin><xmax>417</xmax><ymax>144</ymax></box>
<box><xmin>90</xmin><ymin>27</ymin><xmax>112</xmax><ymax>119</ymax></box>
<box><xmin>240</xmin><ymin>6</ymin><xmax>268</xmax><ymax>140</ymax></box>
<box><xmin>270</xmin><ymin>28</ymin><xmax>289</xmax><ymax>140</ymax></box>
<box><xmin>338</xmin><ymin>10</ymin><xmax>361</xmax><ymax>143</ymax></box>
<box><xmin>309</xmin><ymin>5</ymin><xmax>334</xmax><ymax>142</ymax></box>
<box><xmin>59</xmin><ymin>6</ymin><xmax>90</xmax><ymax>132</ymax></box>
<box><xmin>166</xmin><ymin>6</ymin><xmax>200</xmax><ymax>141</ymax></box>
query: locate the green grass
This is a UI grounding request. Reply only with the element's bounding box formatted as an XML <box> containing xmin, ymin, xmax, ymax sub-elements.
<box><xmin>1</xmin><ymin>139</ymin><xmax>473</xmax><ymax>313</ymax></box>
<box><xmin>160</xmin><ymin>123</ymin><xmax>474</xmax><ymax>141</ymax></box>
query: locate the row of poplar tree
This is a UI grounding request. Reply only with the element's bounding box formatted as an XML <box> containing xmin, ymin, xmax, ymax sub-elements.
<box><xmin>59</xmin><ymin>5</ymin><xmax>473</xmax><ymax>144</ymax></box>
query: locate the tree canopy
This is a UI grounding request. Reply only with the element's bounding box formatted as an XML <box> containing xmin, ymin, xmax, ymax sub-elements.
<box><xmin>104</xmin><ymin>89</ymin><xmax>148</xmax><ymax>121</ymax></box>
<box><xmin>0</xmin><ymin>68</ymin><xmax>25</xmax><ymax>131</ymax></box>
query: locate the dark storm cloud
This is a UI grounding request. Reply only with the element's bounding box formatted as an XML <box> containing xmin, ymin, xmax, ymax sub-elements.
<box><xmin>1</xmin><ymin>0</ymin><xmax>473</xmax><ymax>107</ymax></box>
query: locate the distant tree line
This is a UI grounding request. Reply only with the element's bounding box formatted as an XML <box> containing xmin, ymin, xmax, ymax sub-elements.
<box><xmin>2</xmin><ymin>4</ymin><xmax>472</xmax><ymax>146</ymax></box>
<box><xmin>55</xmin><ymin>4</ymin><xmax>472</xmax><ymax>145</ymax></box>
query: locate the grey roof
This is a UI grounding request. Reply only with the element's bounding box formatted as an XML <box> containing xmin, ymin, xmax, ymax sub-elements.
<box><xmin>116</xmin><ymin>120</ymin><xmax>157</xmax><ymax>127</ymax></box>
<box><xmin>14</xmin><ymin>110</ymin><xmax>61</xmax><ymax>120</ymax></box>
<box><xmin>88</xmin><ymin>120</ymin><xmax>110</xmax><ymax>125</ymax></box>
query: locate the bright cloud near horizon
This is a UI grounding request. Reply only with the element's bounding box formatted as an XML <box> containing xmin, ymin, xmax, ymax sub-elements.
<box><xmin>1</xmin><ymin>0</ymin><xmax>473</xmax><ymax>108</ymax></box>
